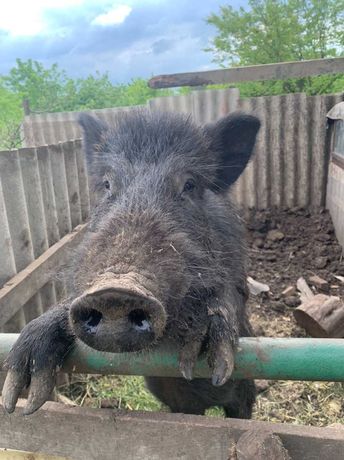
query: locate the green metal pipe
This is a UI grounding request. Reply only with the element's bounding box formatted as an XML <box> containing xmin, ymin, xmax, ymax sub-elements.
<box><xmin>1</xmin><ymin>334</ymin><xmax>344</xmax><ymax>381</ymax></box>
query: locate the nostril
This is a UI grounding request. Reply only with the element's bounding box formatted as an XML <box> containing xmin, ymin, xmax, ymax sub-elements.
<box><xmin>79</xmin><ymin>308</ymin><xmax>103</xmax><ymax>334</ymax></box>
<box><xmin>128</xmin><ymin>309</ymin><xmax>151</xmax><ymax>332</ymax></box>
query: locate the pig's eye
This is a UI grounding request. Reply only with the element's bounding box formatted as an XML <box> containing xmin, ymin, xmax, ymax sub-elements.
<box><xmin>182</xmin><ymin>179</ymin><xmax>196</xmax><ymax>194</ymax></box>
<box><xmin>104</xmin><ymin>180</ymin><xmax>111</xmax><ymax>190</ymax></box>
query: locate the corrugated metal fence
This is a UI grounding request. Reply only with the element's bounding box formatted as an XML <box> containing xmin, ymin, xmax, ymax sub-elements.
<box><xmin>0</xmin><ymin>140</ymin><xmax>89</xmax><ymax>331</ymax></box>
<box><xmin>22</xmin><ymin>89</ymin><xmax>344</xmax><ymax>210</ymax></box>
<box><xmin>149</xmin><ymin>90</ymin><xmax>344</xmax><ymax>209</ymax></box>
<box><xmin>1</xmin><ymin>88</ymin><xmax>342</xmax><ymax>330</ymax></box>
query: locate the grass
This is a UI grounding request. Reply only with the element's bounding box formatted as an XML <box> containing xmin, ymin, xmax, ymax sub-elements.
<box><xmin>254</xmin><ymin>380</ymin><xmax>344</xmax><ymax>426</ymax></box>
<box><xmin>59</xmin><ymin>375</ymin><xmax>162</xmax><ymax>412</ymax></box>
<box><xmin>58</xmin><ymin>375</ymin><xmax>344</xmax><ymax>426</ymax></box>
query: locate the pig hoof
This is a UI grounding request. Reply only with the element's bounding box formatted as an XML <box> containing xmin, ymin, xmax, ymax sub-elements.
<box><xmin>2</xmin><ymin>314</ymin><xmax>73</xmax><ymax>415</ymax></box>
<box><xmin>3</xmin><ymin>367</ymin><xmax>56</xmax><ymax>415</ymax></box>
<box><xmin>179</xmin><ymin>340</ymin><xmax>203</xmax><ymax>381</ymax></box>
<box><xmin>23</xmin><ymin>368</ymin><xmax>56</xmax><ymax>415</ymax></box>
<box><xmin>179</xmin><ymin>360</ymin><xmax>194</xmax><ymax>381</ymax></box>
<box><xmin>2</xmin><ymin>370</ymin><xmax>29</xmax><ymax>414</ymax></box>
<box><xmin>210</xmin><ymin>342</ymin><xmax>235</xmax><ymax>387</ymax></box>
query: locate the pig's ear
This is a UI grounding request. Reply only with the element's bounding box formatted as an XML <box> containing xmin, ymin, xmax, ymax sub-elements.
<box><xmin>205</xmin><ymin>112</ymin><xmax>260</xmax><ymax>191</ymax></box>
<box><xmin>78</xmin><ymin>114</ymin><xmax>108</xmax><ymax>165</ymax></box>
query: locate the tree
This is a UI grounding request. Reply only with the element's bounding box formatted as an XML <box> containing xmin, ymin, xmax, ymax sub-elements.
<box><xmin>3</xmin><ymin>59</ymin><xmax>173</xmax><ymax>114</ymax></box>
<box><xmin>205</xmin><ymin>0</ymin><xmax>344</xmax><ymax>95</ymax></box>
<box><xmin>117</xmin><ymin>78</ymin><xmax>171</xmax><ymax>106</ymax></box>
<box><xmin>0</xmin><ymin>60</ymin><xmax>175</xmax><ymax>149</ymax></box>
<box><xmin>0</xmin><ymin>81</ymin><xmax>23</xmax><ymax>150</ymax></box>
<box><xmin>3</xmin><ymin>59</ymin><xmax>70</xmax><ymax>113</ymax></box>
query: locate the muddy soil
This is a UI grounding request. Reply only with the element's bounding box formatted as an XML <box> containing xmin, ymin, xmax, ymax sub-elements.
<box><xmin>245</xmin><ymin>208</ymin><xmax>344</xmax><ymax>338</ymax></box>
<box><xmin>245</xmin><ymin>208</ymin><xmax>344</xmax><ymax>426</ymax></box>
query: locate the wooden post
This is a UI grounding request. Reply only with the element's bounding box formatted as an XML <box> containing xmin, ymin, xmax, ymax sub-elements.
<box><xmin>22</xmin><ymin>99</ymin><xmax>30</xmax><ymax>116</ymax></box>
<box><xmin>294</xmin><ymin>295</ymin><xmax>344</xmax><ymax>338</ymax></box>
<box><xmin>148</xmin><ymin>57</ymin><xmax>344</xmax><ymax>89</ymax></box>
<box><xmin>1</xmin><ymin>400</ymin><xmax>344</xmax><ymax>460</ymax></box>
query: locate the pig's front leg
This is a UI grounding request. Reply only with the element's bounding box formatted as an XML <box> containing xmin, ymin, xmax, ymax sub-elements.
<box><xmin>206</xmin><ymin>301</ymin><xmax>237</xmax><ymax>386</ymax></box>
<box><xmin>179</xmin><ymin>292</ymin><xmax>242</xmax><ymax>386</ymax></box>
<box><xmin>2</xmin><ymin>302</ymin><xmax>75</xmax><ymax>415</ymax></box>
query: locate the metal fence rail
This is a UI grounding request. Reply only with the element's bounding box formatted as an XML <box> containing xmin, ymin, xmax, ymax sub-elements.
<box><xmin>1</xmin><ymin>334</ymin><xmax>344</xmax><ymax>381</ymax></box>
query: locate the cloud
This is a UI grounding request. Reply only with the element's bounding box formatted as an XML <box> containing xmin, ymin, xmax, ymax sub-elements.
<box><xmin>0</xmin><ymin>0</ymin><xmax>248</xmax><ymax>83</ymax></box>
<box><xmin>92</xmin><ymin>4</ymin><xmax>132</xmax><ymax>26</ymax></box>
<box><xmin>151</xmin><ymin>39</ymin><xmax>173</xmax><ymax>55</ymax></box>
<box><xmin>0</xmin><ymin>0</ymin><xmax>83</xmax><ymax>37</ymax></box>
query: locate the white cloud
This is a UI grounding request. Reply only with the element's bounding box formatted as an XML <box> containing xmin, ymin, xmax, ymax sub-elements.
<box><xmin>92</xmin><ymin>4</ymin><xmax>132</xmax><ymax>27</ymax></box>
<box><xmin>0</xmin><ymin>0</ymin><xmax>84</xmax><ymax>37</ymax></box>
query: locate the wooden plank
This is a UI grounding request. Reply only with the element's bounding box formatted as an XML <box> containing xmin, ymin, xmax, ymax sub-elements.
<box><xmin>48</xmin><ymin>143</ymin><xmax>72</xmax><ymax>238</ymax></box>
<box><xmin>149</xmin><ymin>57</ymin><xmax>344</xmax><ymax>88</ymax></box>
<box><xmin>0</xmin><ymin>449</ymin><xmax>67</xmax><ymax>460</ymax></box>
<box><xmin>0</xmin><ymin>224</ymin><xmax>87</xmax><ymax>326</ymax></box>
<box><xmin>74</xmin><ymin>139</ymin><xmax>90</xmax><ymax>222</ymax></box>
<box><xmin>1</xmin><ymin>400</ymin><xmax>344</xmax><ymax>460</ymax></box>
<box><xmin>62</xmin><ymin>141</ymin><xmax>82</xmax><ymax>229</ymax></box>
<box><xmin>0</xmin><ymin>150</ymin><xmax>34</xmax><ymax>331</ymax></box>
<box><xmin>36</xmin><ymin>145</ymin><xmax>60</xmax><ymax>246</ymax></box>
<box><xmin>36</xmin><ymin>145</ymin><xmax>60</xmax><ymax>311</ymax></box>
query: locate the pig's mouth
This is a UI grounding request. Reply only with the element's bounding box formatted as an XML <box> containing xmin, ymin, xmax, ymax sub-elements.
<box><xmin>70</xmin><ymin>273</ymin><xmax>167</xmax><ymax>353</ymax></box>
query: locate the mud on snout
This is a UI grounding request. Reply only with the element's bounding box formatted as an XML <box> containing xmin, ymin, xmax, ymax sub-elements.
<box><xmin>70</xmin><ymin>273</ymin><xmax>167</xmax><ymax>353</ymax></box>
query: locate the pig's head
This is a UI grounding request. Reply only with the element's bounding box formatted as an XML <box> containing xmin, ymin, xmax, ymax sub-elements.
<box><xmin>69</xmin><ymin>110</ymin><xmax>260</xmax><ymax>353</ymax></box>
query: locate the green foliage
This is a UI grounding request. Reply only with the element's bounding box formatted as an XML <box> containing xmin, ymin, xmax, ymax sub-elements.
<box><xmin>4</xmin><ymin>59</ymin><xmax>70</xmax><ymax>113</ymax></box>
<box><xmin>206</xmin><ymin>73</ymin><xmax>344</xmax><ymax>98</ymax></box>
<box><xmin>2</xmin><ymin>59</ymin><xmax>173</xmax><ymax>114</ymax></box>
<box><xmin>0</xmin><ymin>80</ymin><xmax>23</xmax><ymax>150</ymax></box>
<box><xmin>205</xmin><ymin>0</ymin><xmax>344</xmax><ymax>96</ymax></box>
<box><xmin>115</xmin><ymin>78</ymin><xmax>172</xmax><ymax>106</ymax></box>
<box><xmin>206</xmin><ymin>0</ymin><xmax>344</xmax><ymax>65</ymax></box>
<box><xmin>0</xmin><ymin>59</ymin><xmax>175</xmax><ymax>149</ymax></box>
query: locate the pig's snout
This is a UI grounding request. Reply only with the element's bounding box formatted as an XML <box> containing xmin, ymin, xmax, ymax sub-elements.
<box><xmin>70</xmin><ymin>274</ymin><xmax>167</xmax><ymax>353</ymax></box>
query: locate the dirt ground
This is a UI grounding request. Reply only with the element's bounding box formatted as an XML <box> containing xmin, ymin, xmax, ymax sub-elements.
<box><xmin>246</xmin><ymin>207</ymin><xmax>344</xmax><ymax>338</ymax></box>
<box><xmin>59</xmin><ymin>208</ymin><xmax>344</xmax><ymax>426</ymax></box>
<box><xmin>246</xmin><ymin>207</ymin><xmax>344</xmax><ymax>425</ymax></box>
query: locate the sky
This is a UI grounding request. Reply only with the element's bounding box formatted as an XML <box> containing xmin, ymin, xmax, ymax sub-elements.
<box><xmin>0</xmin><ymin>0</ymin><xmax>246</xmax><ymax>84</ymax></box>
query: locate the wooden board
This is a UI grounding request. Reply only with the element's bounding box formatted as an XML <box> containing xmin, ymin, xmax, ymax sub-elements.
<box><xmin>0</xmin><ymin>449</ymin><xmax>67</xmax><ymax>460</ymax></box>
<box><xmin>1</xmin><ymin>400</ymin><xmax>344</xmax><ymax>460</ymax></box>
<box><xmin>0</xmin><ymin>224</ymin><xmax>87</xmax><ymax>326</ymax></box>
<box><xmin>148</xmin><ymin>57</ymin><xmax>344</xmax><ymax>88</ymax></box>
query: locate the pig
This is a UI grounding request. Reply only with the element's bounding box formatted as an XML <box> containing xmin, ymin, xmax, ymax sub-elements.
<box><xmin>2</xmin><ymin>109</ymin><xmax>260</xmax><ymax>417</ymax></box>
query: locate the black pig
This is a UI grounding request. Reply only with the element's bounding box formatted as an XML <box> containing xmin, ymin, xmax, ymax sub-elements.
<box><xmin>3</xmin><ymin>109</ymin><xmax>260</xmax><ymax>417</ymax></box>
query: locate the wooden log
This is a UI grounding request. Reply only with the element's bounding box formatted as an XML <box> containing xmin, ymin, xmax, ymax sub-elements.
<box><xmin>148</xmin><ymin>57</ymin><xmax>344</xmax><ymax>89</ymax></box>
<box><xmin>234</xmin><ymin>431</ymin><xmax>291</xmax><ymax>460</ymax></box>
<box><xmin>293</xmin><ymin>294</ymin><xmax>344</xmax><ymax>338</ymax></box>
